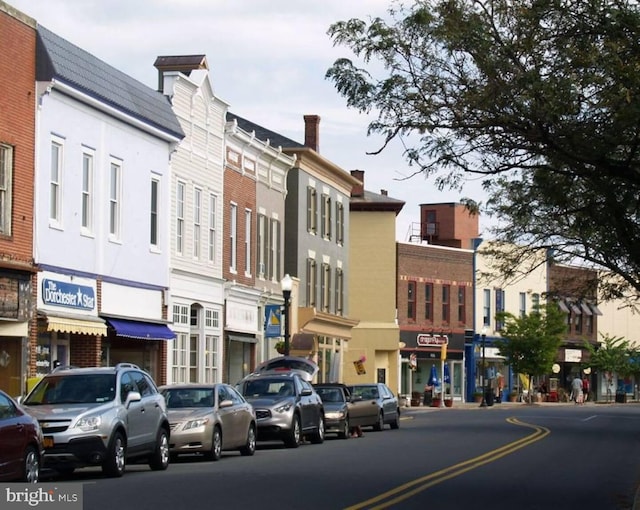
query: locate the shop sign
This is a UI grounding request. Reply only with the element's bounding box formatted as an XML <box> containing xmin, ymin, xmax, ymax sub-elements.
<box><xmin>565</xmin><ymin>348</ymin><xmax>582</xmax><ymax>362</ymax></box>
<box><xmin>417</xmin><ymin>334</ymin><xmax>449</xmax><ymax>346</ymax></box>
<box><xmin>42</xmin><ymin>279</ymin><xmax>95</xmax><ymax>311</ymax></box>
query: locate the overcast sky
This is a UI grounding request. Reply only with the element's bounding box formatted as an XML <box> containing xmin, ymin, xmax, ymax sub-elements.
<box><xmin>9</xmin><ymin>0</ymin><xmax>490</xmax><ymax>241</ymax></box>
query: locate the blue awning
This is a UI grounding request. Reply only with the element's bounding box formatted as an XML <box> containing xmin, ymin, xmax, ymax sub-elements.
<box><xmin>105</xmin><ymin>318</ymin><xmax>176</xmax><ymax>340</ymax></box>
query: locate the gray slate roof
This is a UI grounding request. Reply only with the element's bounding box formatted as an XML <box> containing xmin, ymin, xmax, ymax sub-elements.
<box><xmin>36</xmin><ymin>25</ymin><xmax>184</xmax><ymax>140</ymax></box>
<box><xmin>227</xmin><ymin>112</ymin><xmax>304</xmax><ymax>149</ymax></box>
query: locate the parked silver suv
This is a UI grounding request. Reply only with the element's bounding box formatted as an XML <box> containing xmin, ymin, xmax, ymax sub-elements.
<box><xmin>22</xmin><ymin>363</ymin><xmax>170</xmax><ymax>477</ymax></box>
<box><xmin>236</xmin><ymin>372</ymin><xmax>325</xmax><ymax>448</ymax></box>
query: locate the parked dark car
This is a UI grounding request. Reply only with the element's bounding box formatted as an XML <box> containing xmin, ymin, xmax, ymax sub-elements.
<box><xmin>313</xmin><ymin>383</ymin><xmax>381</xmax><ymax>438</ymax></box>
<box><xmin>159</xmin><ymin>383</ymin><xmax>256</xmax><ymax>461</ymax></box>
<box><xmin>347</xmin><ymin>383</ymin><xmax>400</xmax><ymax>431</ymax></box>
<box><xmin>0</xmin><ymin>389</ymin><xmax>44</xmax><ymax>483</ymax></box>
<box><xmin>237</xmin><ymin>372</ymin><xmax>324</xmax><ymax>448</ymax></box>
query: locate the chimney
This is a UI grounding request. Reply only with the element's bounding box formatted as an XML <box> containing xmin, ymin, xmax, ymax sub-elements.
<box><xmin>350</xmin><ymin>170</ymin><xmax>364</xmax><ymax>197</ymax></box>
<box><xmin>381</xmin><ymin>189</ymin><xmax>388</xmax><ymax>196</ymax></box>
<box><xmin>303</xmin><ymin>115</ymin><xmax>320</xmax><ymax>152</ymax></box>
<box><xmin>153</xmin><ymin>55</ymin><xmax>208</xmax><ymax>93</ymax></box>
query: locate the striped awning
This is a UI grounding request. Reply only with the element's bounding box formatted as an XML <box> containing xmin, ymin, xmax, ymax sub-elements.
<box><xmin>44</xmin><ymin>315</ymin><xmax>107</xmax><ymax>336</ymax></box>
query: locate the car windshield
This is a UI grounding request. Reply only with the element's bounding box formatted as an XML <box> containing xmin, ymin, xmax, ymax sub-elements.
<box><xmin>24</xmin><ymin>374</ymin><xmax>116</xmax><ymax>405</ymax></box>
<box><xmin>162</xmin><ymin>388</ymin><xmax>214</xmax><ymax>409</ymax></box>
<box><xmin>243</xmin><ymin>379</ymin><xmax>295</xmax><ymax>398</ymax></box>
<box><xmin>316</xmin><ymin>387</ymin><xmax>344</xmax><ymax>403</ymax></box>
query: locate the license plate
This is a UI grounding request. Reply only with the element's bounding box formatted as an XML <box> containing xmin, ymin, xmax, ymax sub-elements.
<box><xmin>43</xmin><ymin>436</ymin><xmax>54</xmax><ymax>448</ymax></box>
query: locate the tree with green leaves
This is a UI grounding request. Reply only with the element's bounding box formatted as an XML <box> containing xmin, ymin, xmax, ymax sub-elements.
<box><xmin>493</xmin><ymin>302</ymin><xmax>567</xmax><ymax>403</ymax></box>
<box><xmin>326</xmin><ymin>0</ymin><xmax>640</xmax><ymax>305</ymax></box>
<box><xmin>584</xmin><ymin>334</ymin><xmax>632</xmax><ymax>402</ymax></box>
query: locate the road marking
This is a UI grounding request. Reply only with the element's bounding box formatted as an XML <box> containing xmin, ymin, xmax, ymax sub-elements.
<box><xmin>344</xmin><ymin>417</ymin><xmax>550</xmax><ymax>510</ymax></box>
<box><xmin>582</xmin><ymin>415</ymin><xmax>598</xmax><ymax>422</ymax></box>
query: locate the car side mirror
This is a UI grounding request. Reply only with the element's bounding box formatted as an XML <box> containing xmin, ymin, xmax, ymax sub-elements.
<box><xmin>301</xmin><ymin>389</ymin><xmax>312</xmax><ymax>396</ymax></box>
<box><xmin>219</xmin><ymin>399</ymin><xmax>233</xmax><ymax>409</ymax></box>
<box><xmin>125</xmin><ymin>391</ymin><xmax>142</xmax><ymax>407</ymax></box>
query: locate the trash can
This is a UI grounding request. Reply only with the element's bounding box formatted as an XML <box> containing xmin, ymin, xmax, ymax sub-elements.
<box><xmin>484</xmin><ymin>389</ymin><xmax>494</xmax><ymax>406</ymax></box>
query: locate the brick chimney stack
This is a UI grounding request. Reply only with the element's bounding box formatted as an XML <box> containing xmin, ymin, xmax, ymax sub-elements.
<box><xmin>304</xmin><ymin>115</ymin><xmax>320</xmax><ymax>152</ymax></box>
<box><xmin>350</xmin><ymin>170</ymin><xmax>364</xmax><ymax>197</ymax></box>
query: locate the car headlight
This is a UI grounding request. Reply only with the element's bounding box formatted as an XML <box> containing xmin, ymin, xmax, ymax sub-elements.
<box><xmin>325</xmin><ymin>411</ymin><xmax>345</xmax><ymax>420</ymax></box>
<box><xmin>183</xmin><ymin>418</ymin><xmax>209</xmax><ymax>430</ymax></box>
<box><xmin>274</xmin><ymin>401</ymin><xmax>293</xmax><ymax>413</ymax></box>
<box><xmin>75</xmin><ymin>415</ymin><xmax>102</xmax><ymax>432</ymax></box>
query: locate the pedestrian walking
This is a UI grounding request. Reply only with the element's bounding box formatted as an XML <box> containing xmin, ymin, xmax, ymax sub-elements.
<box><xmin>571</xmin><ymin>375</ymin><xmax>583</xmax><ymax>404</ymax></box>
<box><xmin>582</xmin><ymin>376</ymin><xmax>590</xmax><ymax>402</ymax></box>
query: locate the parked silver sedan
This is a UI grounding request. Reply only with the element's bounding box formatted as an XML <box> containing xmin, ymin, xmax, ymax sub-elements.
<box><xmin>159</xmin><ymin>383</ymin><xmax>256</xmax><ymax>461</ymax></box>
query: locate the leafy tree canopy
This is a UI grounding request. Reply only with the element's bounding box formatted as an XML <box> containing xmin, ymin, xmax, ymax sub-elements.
<box><xmin>493</xmin><ymin>302</ymin><xmax>567</xmax><ymax>385</ymax></box>
<box><xmin>326</xmin><ymin>0</ymin><xmax>640</xmax><ymax>304</ymax></box>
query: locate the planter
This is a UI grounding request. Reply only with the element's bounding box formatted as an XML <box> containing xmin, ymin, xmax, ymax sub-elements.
<box><xmin>508</xmin><ymin>394</ymin><xmax>518</xmax><ymax>402</ymax></box>
<box><xmin>444</xmin><ymin>399</ymin><xmax>453</xmax><ymax>408</ymax></box>
<box><xmin>473</xmin><ymin>394</ymin><xmax>483</xmax><ymax>403</ymax></box>
<box><xmin>431</xmin><ymin>398</ymin><xmax>441</xmax><ymax>407</ymax></box>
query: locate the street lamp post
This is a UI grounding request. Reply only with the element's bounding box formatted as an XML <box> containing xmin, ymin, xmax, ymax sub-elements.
<box><xmin>480</xmin><ymin>326</ymin><xmax>488</xmax><ymax>408</ymax></box>
<box><xmin>281</xmin><ymin>274</ymin><xmax>292</xmax><ymax>356</ymax></box>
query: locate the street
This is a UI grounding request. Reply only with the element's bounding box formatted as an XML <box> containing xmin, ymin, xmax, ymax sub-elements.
<box><xmin>46</xmin><ymin>403</ymin><xmax>640</xmax><ymax>510</ymax></box>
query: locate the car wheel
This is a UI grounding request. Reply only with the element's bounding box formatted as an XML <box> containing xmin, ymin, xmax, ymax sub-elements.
<box><xmin>390</xmin><ymin>411</ymin><xmax>400</xmax><ymax>430</ymax></box>
<box><xmin>240</xmin><ymin>424</ymin><xmax>256</xmax><ymax>456</ymax></box>
<box><xmin>310</xmin><ymin>415</ymin><xmax>325</xmax><ymax>444</ymax></box>
<box><xmin>21</xmin><ymin>445</ymin><xmax>40</xmax><ymax>483</ymax></box>
<box><xmin>204</xmin><ymin>426</ymin><xmax>223</xmax><ymax>461</ymax></box>
<box><xmin>102</xmin><ymin>431</ymin><xmax>126</xmax><ymax>478</ymax></box>
<box><xmin>338</xmin><ymin>416</ymin><xmax>349</xmax><ymax>439</ymax></box>
<box><xmin>373</xmin><ymin>411</ymin><xmax>384</xmax><ymax>431</ymax></box>
<box><xmin>284</xmin><ymin>414</ymin><xmax>301</xmax><ymax>448</ymax></box>
<box><xmin>148</xmin><ymin>428</ymin><xmax>170</xmax><ymax>471</ymax></box>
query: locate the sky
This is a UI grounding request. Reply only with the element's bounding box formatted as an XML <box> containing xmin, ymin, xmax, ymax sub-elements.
<box><xmin>8</xmin><ymin>0</ymin><xmax>491</xmax><ymax>242</ymax></box>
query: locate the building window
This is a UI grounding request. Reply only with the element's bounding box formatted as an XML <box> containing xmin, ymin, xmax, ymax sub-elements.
<box><xmin>205</xmin><ymin>308</ymin><xmax>219</xmax><ymax>328</ymax></box>
<box><xmin>81</xmin><ymin>151</ymin><xmax>93</xmax><ymax>232</ymax></box>
<box><xmin>483</xmin><ymin>289</ymin><xmax>491</xmax><ymax>327</ymax></box>
<box><xmin>306</xmin><ymin>258</ymin><xmax>317</xmax><ymax>307</ymax></box>
<box><xmin>424</xmin><ymin>283</ymin><xmax>433</xmax><ymax>321</ymax></box>
<box><xmin>173</xmin><ymin>304</ymin><xmax>189</xmax><ymax>325</ymax></box>
<box><xmin>495</xmin><ymin>289</ymin><xmax>505</xmax><ymax>330</ymax></box>
<box><xmin>0</xmin><ymin>143</ymin><xmax>13</xmax><ymax>235</ymax></box>
<box><xmin>172</xmin><ymin>333</ymin><xmax>188</xmax><ymax>382</ymax></box>
<box><xmin>270</xmin><ymin>218</ymin><xmax>281</xmax><ymax>281</ymax></box>
<box><xmin>335</xmin><ymin>268</ymin><xmax>344</xmax><ymax>315</ymax></box>
<box><xmin>230</xmin><ymin>203</ymin><xmax>237</xmax><ymax>272</ymax></box>
<box><xmin>193</xmin><ymin>187</ymin><xmax>201</xmax><ymax>259</ymax></box>
<box><xmin>204</xmin><ymin>335</ymin><xmax>219</xmax><ymax>383</ymax></box>
<box><xmin>442</xmin><ymin>284</ymin><xmax>450</xmax><ymax>324</ymax></box>
<box><xmin>50</xmin><ymin>139</ymin><xmax>63</xmax><ymax>223</ymax></box>
<box><xmin>109</xmin><ymin>160</ymin><xmax>121</xmax><ymax>238</ymax></box>
<box><xmin>245</xmin><ymin>209</ymin><xmax>252</xmax><ymax>275</ymax></box>
<box><xmin>408</xmin><ymin>281</ymin><xmax>416</xmax><ymax>320</ymax></box>
<box><xmin>257</xmin><ymin>214</ymin><xmax>267</xmax><ymax>278</ymax></box>
<box><xmin>189</xmin><ymin>334</ymin><xmax>198</xmax><ymax>382</ymax></box>
<box><xmin>176</xmin><ymin>181</ymin><xmax>185</xmax><ymax>254</ymax></box>
<box><xmin>307</xmin><ymin>187</ymin><xmax>317</xmax><ymax>234</ymax></box>
<box><xmin>208</xmin><ymin>194</ymin><xmax>217</xmax><ymax>263</ymax></box>
<box><xmin>519</xmin><ymin>292</ymin><xmax>526</xmax><ymax>318</ymax></box>
<box><xmin>321</xmin><ymin>193</ymin><xmax>332</xmax><ymax>239</ymax></box>
<box><xmin>150</xmin><ymin>178</ymin><xmax>158</xmax><ymax>246</ymax></box>
<box><xmin>336</xmin><ymin>201</ymin><xmax>344</xmax><ymax>245</ymax></box>
<box><xmin>321</xmin><ymin>263</ymin><xmax>331</xmax><ymax>313</ymax></box>
<box><xmin>457</xmin><ymin>286</ymin><xmax>465</xmax><ymax>323</ymax></box>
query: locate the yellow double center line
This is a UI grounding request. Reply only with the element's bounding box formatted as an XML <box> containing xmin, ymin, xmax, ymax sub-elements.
<box><xmin>345</xmin><ymin>417</ymin><xmax>550</xmax><ymax>510</ymax></box>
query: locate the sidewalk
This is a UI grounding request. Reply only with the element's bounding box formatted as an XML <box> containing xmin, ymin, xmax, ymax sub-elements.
<box><xmin>402</xmin><ymin>400</ymin><xmax>608</xmax><ymax>410</ymax></box>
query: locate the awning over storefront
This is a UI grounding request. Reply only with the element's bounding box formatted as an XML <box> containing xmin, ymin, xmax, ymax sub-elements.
<box><xmin>227</xmin><ymin>333</ymin><xmax>257</xmax><ymax>344</ymax></box>
<box><xmin>297</xmin><ymin>307</ymin><xmax>359</xmax><ymax>339</ymax></box>
<box><xmin>105</xmin><ymin>318</ymin><xmax>175</xmax><ymax>340</ymax></box>
<box><xmin>41</xmin><ymin>313</ymin><xmax>107</xmax><ymax>336</ymax></box>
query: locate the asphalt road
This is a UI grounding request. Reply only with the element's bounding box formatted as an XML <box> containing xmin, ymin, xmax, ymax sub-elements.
<box><xmin>45</xmin><ymin>402</ymin><xmax>640</xmax><ymax>510</ymax></box>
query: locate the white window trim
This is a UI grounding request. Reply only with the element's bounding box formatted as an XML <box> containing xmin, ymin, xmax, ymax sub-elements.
<box><xmin>80</xmin><ymin>148</ymin><xmax>94</xmax><ymax>236</ymax></box>
<box><xmin>108</xmin><ymin>158</ymin><xmax>122</xmax><ymax>242</ymax></box>
<box><xmin>49</xmin><ymin>136</ymin><xmax>64</xmax><ymax>228</ymax></box>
